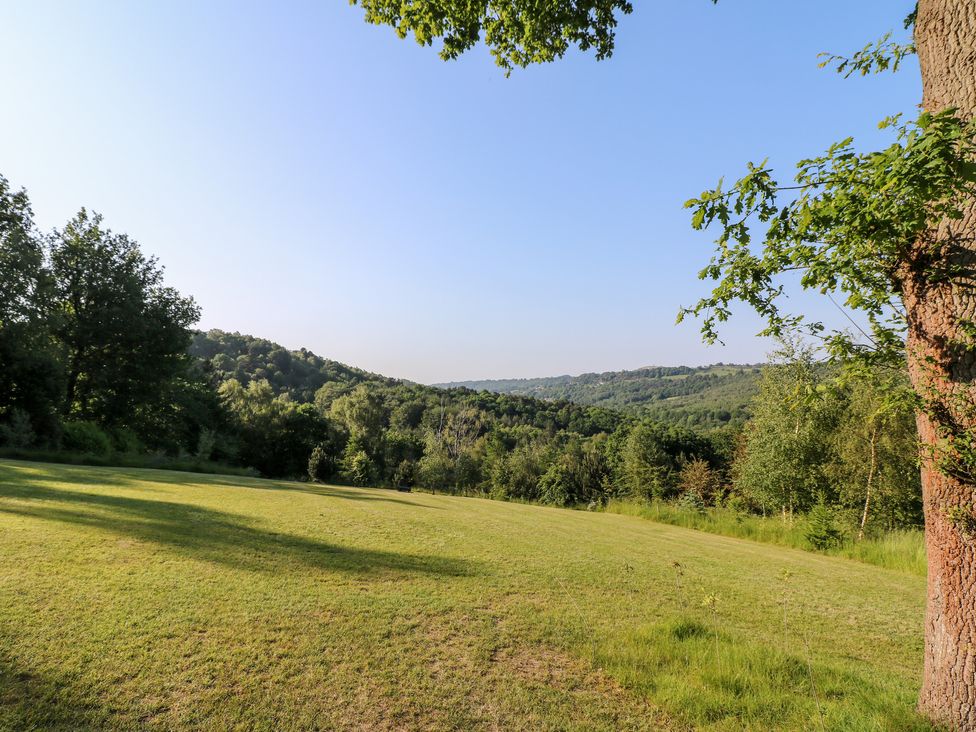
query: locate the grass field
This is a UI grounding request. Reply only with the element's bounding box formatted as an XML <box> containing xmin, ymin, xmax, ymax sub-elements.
<box><xmin>0</xmin><ymin>461</ymin><xmax>932</xmax><ymax>731</ymax></box>
<box><xmin>604</xmin><ymin>500</ymin><xmax>928</xmax><ymax>576</ymax></box>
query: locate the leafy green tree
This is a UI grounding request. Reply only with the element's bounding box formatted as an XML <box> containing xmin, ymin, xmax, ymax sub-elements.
<box><xmin>389</xmin><ymin>399</ymin><xmax>427</xmax><ymax>430</ymax></box>
<box><xmin>481</xmin><ymin>427</ymin><xmax>550</xmax><ymax>500</ymax></box>
<box><xmin>392</xmin><ymin>458</ymin><xmax>417</xmax><ymax>488</ymax></box>
<box><xmin>0</xmin><ymin>409</ymin><xmax>35</xmax><ymax>449</ymax></box>
<box><xmin>133</xmin><ymin>367</ymin><xmax>225</xmax><ymax>456</ymax></box>
<box><xmin>0</xmin><ymin>176</ymin><xmax>61</xmax><ymax>443</ymax></box>
<box><xmin>538</xmin><ymin>459</ymin><xmax>575</xmax><ymax>506</ymax></box>
<box><xmin>417</xmin><ymin>444</ymin><xmax>454</xmax><ymax>492</ymax></box>
<box><xmin>503</xmin><ymin>440</ymin><xmax>549</xmax><ymax>501</ymax></box>
<box><xmin>350</xmin><ymin>0</ymin><xmax>633</xmax><ymax>74</ymax></box>
<box><xmin>382</xmin><ymin>429</ymin><xmax>425</xmax><ymax>483</ymax></box>
<box><xmin>61</xmin><ymin>421</ymin><xmax>112</xmax><ymax>456</ymax></box>
<box><xmin>538</xmin><ymin>435</ymin><xmax>608</xmax><ymax>506</ymax></box>
<box><xmin>341</xmin><ymin>435</ymin><xmax>375</xmax><ymax>486</ymax></box>
<box><xmin>0</xmin><ymin>177</ymin><xmax>44</xmax><ymax>326</ymax></box>
<box><xmin>330</xmin><ymin>384</ymin><xmax>388</xmax><ymax>461</ymax></box>
<box><xmin>733</xmin><ymin>344</ymin><xmax>839</xmax><ymax>520</ymax></box>
<box><xmin>616</xmin><ymin>423</ymin><xmax>673</xmax><ymax>501</ymax></box>
<box><xmin>308</xmin><ymin>442</ymin><xmax>338</xmax><ymax>482</ymax></box>
<box><xmin>273</xmin><ymin>403</ymin><xmax>335</xmax><ymax>478</ymax></box>
<box><xmin>221</xmin><ymin>378</ymin><xmax>332</xmax><ymax>477</ymax></box>
<box><xmin>613</xmin><ymin>420</ymin><xmax>715</xmax><ymax>501</ymax></box>
<box><xmin>50</xmin><ymin>209</ymin><xmax>200</xmax><ymax>432</ymax></box>
<box><xmin>828</xmin><ymin>368</ymin><xmax>921</xmax><ymax>535</ymax></box>
<box><xmin>454</xmin><ymin>446</ymin><xmax>484</xmax><ymax>492</ymax></box>
<box><xmin>677</xmin><ymin>9</ymin><xmax>976</xmax><ymax>720</ymax></box>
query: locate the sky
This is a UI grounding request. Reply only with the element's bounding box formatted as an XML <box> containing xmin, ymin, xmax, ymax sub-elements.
<box><xmin>0</xmin><ymin>1</ymin><xmax>920</xmax><ymax>383</ymax></box>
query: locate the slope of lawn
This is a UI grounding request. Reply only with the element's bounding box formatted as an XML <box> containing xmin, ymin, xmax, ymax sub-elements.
<box><xmin>0</xmin><ymin>461</ymin><xmax>930</xmax><ymax>731</ymax></box>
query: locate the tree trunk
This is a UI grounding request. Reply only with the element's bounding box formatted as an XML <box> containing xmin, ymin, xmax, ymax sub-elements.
<box><xmin>857</xmin><ymin>425</ymin><xmax>877</xmax><ymax>542</ymax></box>
<box><xmin>911</xmin><ymin>2</ymin><xmax>976</xmax><ymax>727</ymax></box>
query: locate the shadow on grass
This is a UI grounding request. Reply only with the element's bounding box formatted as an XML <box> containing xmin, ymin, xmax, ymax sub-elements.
<box><xmin>0</xmin><ymin>479</ymin><xmax>474</xmax><ymax>578</ymax></box>
<box><xmin>233</xmin><ymin>478</ymin><xmax>438</xmax><ymax>508</ymax></box>
<box><xmin>0</xmin><ymin>652</ymin><xmax>110</xmax><ymax>731</ymax></box>
<box><xmin>0</xmin><ymin>460</ymin><xmax>434</xmax><ymax>509</ymax></box>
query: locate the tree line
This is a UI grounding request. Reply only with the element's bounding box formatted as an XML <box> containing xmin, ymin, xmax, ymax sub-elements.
<box><xmin>1</xmin><ymin>172</ymin><xmax>920</xmax><ymax>538</ymax></box>
<box><xmin>440</xmin><ymin>365</ymin><xmax>761</xmax><ymax>429</ymax></box>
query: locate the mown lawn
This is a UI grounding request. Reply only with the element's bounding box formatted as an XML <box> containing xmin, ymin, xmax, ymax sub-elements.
<box><xmin>0</xmin><ymin>461</ymin><xmax>931</xmax><ymax>730</ymax></box>
<box><xmin>604</xmin><ymin>500</ymin><xmax>928</xmax><ymax>576</ymax></box>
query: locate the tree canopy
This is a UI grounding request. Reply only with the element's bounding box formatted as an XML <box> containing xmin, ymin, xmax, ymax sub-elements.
<box><xmin>350</xmin><ymin>0</ymin><xmax>633</xmax><ymax>72</ymax></box>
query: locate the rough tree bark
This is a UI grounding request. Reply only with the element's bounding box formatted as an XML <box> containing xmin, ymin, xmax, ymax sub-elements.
<box><xmin>909</xmin><ymin>2</ymin><xmax>976</xmax><ymax>727</ymax></box>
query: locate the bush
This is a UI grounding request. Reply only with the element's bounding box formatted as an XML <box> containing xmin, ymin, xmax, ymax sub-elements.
<box><xmin>308</xmin><ymin>443</ymin><xmax>337</xmax><ymax>482</ymax></box>
<box><xmin>678</xmin><ymin>458</ymin><xmax>721</xmax><ymax>504</ymax></box>
<box><xmin>195</xmin><ymin>428</ymin><xmax>217</xmax><ymax>460</ymax></box>
<box><xmin>676</xmin><ymin>491</ymin><xmax>706</xmax><ymax>514</ymax></box>
<box><xmin>109</xmin><ymin>426</ymin><xmax>144</xmax><ymax>454</ymax></box>
<box><xmin>393</xmin><ymin>459</ymin><xmax>416</xmax><ymax>487</ymax></box>
<box><xmin>0</xmin><ymin>409</ymin><xmax>35</xmax><ymax>449</ymax></box>
<box><xmin>417</xmin><ymin>450</ymin><xmax>453</xmax><ymax>492</ymax></box>
<box><xmin>538</xmin><ymin>462</ymin><xmax>574</xmax><ymax>506</ymax></box>
<box><xmin>61</xmin><ymin>421</ymin><xmax>112</xmax><ymax>456</ymax></box>
<box><xmin>341</xmin><ymin>450</ymin><xmax>373</xmax><ymax>487</ymax></box>
<box><xmin>805</xmin><ymin>499</ymin><xmax>843</xmax><ymax>550</ymax></box>
<box><xmin>721</xmin><ymin>490</ymin><xmax>754</xmax><ymax>514</ymax></box>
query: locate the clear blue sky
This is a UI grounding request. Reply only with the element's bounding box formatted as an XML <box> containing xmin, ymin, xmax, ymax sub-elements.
<box><xmin>0</xmin><ymin>1</ymin><xmax>918</xmax><ymax>383</ymax></box>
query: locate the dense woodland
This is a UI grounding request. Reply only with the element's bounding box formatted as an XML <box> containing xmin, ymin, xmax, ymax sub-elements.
<box><xmin>0</xmin><ymin>173</ymin><xmax>922</xmax><ymax>542</ymax></box>
<box><xmin>439</xmin><ymin>365</ymin><xmax>760</xmax><ymax>428</ymax></box>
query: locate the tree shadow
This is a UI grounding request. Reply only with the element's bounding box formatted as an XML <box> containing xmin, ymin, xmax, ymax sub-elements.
<box><xmin>0</xmin><ymin>461</ymin><xmax>436</xmax><ymax>508</ymax></box>
<box><xmin>0</xmin><ymin>652</ymin><xmax>111</xmax><ymax>731</ymax></box>
<box><xmin>227</xmin><ymin>477</ymin><xmax>438</xmax><ymax>508</ymax></box>
<box><xmin>0</xmin><ymin>461</ymin><xmax>139</xmax><ymax>489</ymax></box>
<box><xmin>0</xmin><ymin>480</ymin><xmax>473</xmax><ymax>577</ymax></box>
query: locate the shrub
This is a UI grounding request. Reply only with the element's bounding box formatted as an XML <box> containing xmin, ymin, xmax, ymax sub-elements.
<box><xmin>0</xmin><ymin>409</ymin><xmax>35</xmax><ymax>449</ymax></box>
<box><xmin>676</xmin><ymin>491</ymin><xmax>706</xmax><ymax>514</ymax></box>
<box><xmin>195</xmin><ymin>428</ymin><xmax>217</xmax><ymax>460</ymax></box>
<box><xmin>417</xmin><ymin>450</ymin><xmax>453</xmax><ymax>492</ymax></box>
<box><xmin>538</xmin><ymin>461</ymin><xmax>574</xmax><ymax>506</ymax></box>
<box><xmin>109</xmin><ymin>427</ymin><xmax>144</xmax><ymax>454</ymax></box>
<box><xmin>61</xmin><ymin>421</ymin><xmax>112</xmax><ymax>456</ymax></box>
<box><xmin>805</xmin><ymin>499</ymin><xmax>843</xmax><ymax>550</ymax></box>
<box><xmin>393</xmin><ymin>459</ymin><xmax>416</xmax><ymax>487</ymax></box>
<box><xmin>308</xmin><ymin>443</ymin><xmax>337</xmax><ymax>482</ymax></box>
<box><xmin>722</xmin><ymin>490</ymin><xmax>754</xmax><ymax>514</ymax></box>
<box><xmin>678</xmin><ymin>458</ymin><xmax>721</xmax><ymax>504</ymax></box>
<box><xmin>341</xmin><ymin>450</ymin><xmax>373</xmax><ymax>487</ymax></box>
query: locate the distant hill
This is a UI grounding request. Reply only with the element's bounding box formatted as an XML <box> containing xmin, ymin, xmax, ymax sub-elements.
<box><xmin>189</xmin><ymin>330</ymin><xmax>759</xmax><ymax>431</ymax></box>
<box><xmin>436</xmin><ymin>364</ymin><xmax>762</xmax><ymax>428</ymax></box>
<box><xmin>189</xmin><ymin>329</ymin><xmax>397</xmax><ymax>402</ymax></box>
<box><xmin>188</xmin><ymin>329</ymin><xmax>625</xmax><ymax>436</ymax></box>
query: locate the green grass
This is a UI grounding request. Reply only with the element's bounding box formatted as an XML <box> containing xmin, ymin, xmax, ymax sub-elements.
<box><xmin>0</xmin><ymin>448</ymin><xmax>258</xmax><ymax>477</ymax></box>
<box><xmin>0</xmin><ymin>461</ymin><xmax>932</xmax><ymax>731</ymax></box>
<box><xmin>605</xmin><ymin>499</ymin><xmax>928</xmax><ymax>577</ymax></box>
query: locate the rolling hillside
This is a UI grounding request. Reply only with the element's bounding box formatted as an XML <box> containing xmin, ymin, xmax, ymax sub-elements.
<box><xmin>0</xmin><ymin>460</ymin><xmax>930</xmax><ymax>731</ymax></box>
<box><xmin>437</xmin><ymin>365</ymin><xmax>762</xmax><ymax>428</ymax></box>
<box><xmin>191</xmin><ymin>331</ymin><xmax>760</xmax><ymax>431</ymax></box>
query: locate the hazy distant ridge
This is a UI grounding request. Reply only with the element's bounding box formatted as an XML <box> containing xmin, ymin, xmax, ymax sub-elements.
<box><xmin>435</xmin><ymin>364</ymin><xmax>762</xmax><ymax>428</ymax></box>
